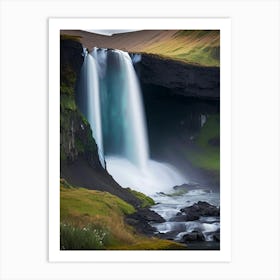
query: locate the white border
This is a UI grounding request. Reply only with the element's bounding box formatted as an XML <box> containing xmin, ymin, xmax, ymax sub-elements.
<box><xmin>49</xmin><ymin>18</ymin><xmax>231</xmax><ymax>262</ymax></box>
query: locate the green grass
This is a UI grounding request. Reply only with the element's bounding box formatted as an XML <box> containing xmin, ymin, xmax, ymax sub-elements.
<box><xmin>185</xmin><ymin>147</ymin><xmax>219</xmax><ymax>171</ymax></box>
<box><xmin>60</xmin><ymin>180</ymin><xmax>187</xmax><ymax>250</ymax></box>
<box><xmin>174</xmin><ymin>46</ymin><xmax>219</xmax><ymax>67</ymax></box>
<box><xmin>60</xmin><ymin>183</ymin><xmax>136</xmax><ymax>249</ymax></box>
<box><xmin>142</xmin><ymin>30</ymin><xmax>220</xmax><ymax>67</ymax></box>
<box><xmin>183</xmin><ymin>114</ymin><xmax>220</xmax><ymax>171</ymax></box>
<box><xmin>126</xmin><ymin>188</ymin><xmax>155</xmax><ymax>208</ymax></box>
<box><xmin>197</xmin><ymin>114</ymin><xmax>220</xmax><ymax>147</ymax></box>
<box><xmin>60</xmin><ymin>186</ymin><xmax>135</xmax><ymax>219</ymax></box>
<box><xmin>60</xmin><ymin>223</ymin><xmax>110</xmax><ymax>250</ymax></box>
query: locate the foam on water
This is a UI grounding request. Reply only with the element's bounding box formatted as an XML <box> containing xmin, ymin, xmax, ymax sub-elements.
<box><xmin>106</xmin><ymin>156</ymin><xmax>186</xmax><ymax>195</ymax></box>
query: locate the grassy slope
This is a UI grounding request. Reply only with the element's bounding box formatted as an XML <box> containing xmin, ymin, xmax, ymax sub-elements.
<box><xmin>184</xmin><ymin>114</ymin><xmax>220</xmax><ymax>171</ymax></box>
<box><xmin>60</xmin><ymin>179</ymin><xmax>186</xmax><ymax>250</ymax></box>
<box><xmin>61</xmin><ymin>30</ymin><xmax>220</xmax><ymax>67</ymax></box>
<box><xmin>140</xmin><ymin>30</ymin><xmax>220</xmax><ymax>67</ymax></box>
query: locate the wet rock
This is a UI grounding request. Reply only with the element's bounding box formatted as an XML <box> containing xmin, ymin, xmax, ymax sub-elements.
<box><xmin>173</xmin><ymin>183</ymin><xmax>199</xmax><ymax>191</ymax></box>
<box><xmin>170</xmin><ymin>212</ymin><xmax>199</xmax><ymax>222</ymax></box>
<box><xmin>132</xmin><ymin>208</ymin><xmax>165</xmax><ymax>223</ymax></box>
<box><xmin>180</xmin><ymin>201</ymin><xmax>220</xmax><ymax>221</ymax></box>
<box><xmin>213</xmin><ymin>233</ymin><xmax>220</xmax><ymax>241</ymax></box>
<box><xmin>126</xmin><ymin>209</ymin><xmax>165</xmax><ymax>236</ymax></box>
<box><xmin>213</xmin><ymin>229</ymin><xmax>220</xmax><ymax>241</ymax></box>
<box><xmin>155</xmin><ymin>231</ymin><xmax>179</xmax><ymax>240</ymax></box>
<box><xmin>137</xmin><ymin>54</ymin><xmax>220</xmax><ymax>99</ymax></box>
<box><xmin>173</xmin><ymin>183</ymin><xmax>210</xmax><ymax>194</ymax></box>
<box><xmin>182</xmin><ymin>230</ymin><xmax>205</xmax><ymax>242</ymax></box>
<box><xmin>125</xmin><ymin>217</ymin><xmax>156</xmax><ymax>236</ymax></box>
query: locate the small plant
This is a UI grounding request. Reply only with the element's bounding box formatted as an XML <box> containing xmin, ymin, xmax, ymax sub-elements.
<box><xmin>60</xmin><ymin>223</ymin><xmax>110</xmax><ymax>250</ymax></box>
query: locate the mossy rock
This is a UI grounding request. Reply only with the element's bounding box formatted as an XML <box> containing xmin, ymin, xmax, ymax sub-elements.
<box><xmin>126</xmin><ymin>188</ymin><xmax>155</xmax><ymax>208</ymax></box>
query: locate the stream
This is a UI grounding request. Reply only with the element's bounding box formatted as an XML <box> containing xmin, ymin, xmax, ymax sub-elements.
<box><xmin>150</xmin><ymin>186</ymin><xmax>220</xmax><ymax>250</ymax></box>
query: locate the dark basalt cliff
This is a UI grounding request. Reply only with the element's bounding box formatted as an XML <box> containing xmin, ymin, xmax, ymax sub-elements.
<box><xmin>60</xmin><ymin>37</ymin><xmax>141</xmax><ymax>207</ymax></box>
<box><xmin>135</xmin><ymin>54</ymin><xmax>220</xmax><ymax>100</ymax></box>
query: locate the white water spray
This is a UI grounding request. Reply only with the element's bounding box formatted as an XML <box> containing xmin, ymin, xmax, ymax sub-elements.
<box><xmin>112</xmin><ymin>50</ymin><xmax>149</xmax><ymax>170</ymax></box>
<box><xmin>79</xmin><ymin>51</ymin><xmax>105</xmax><ymax>167</ymax></box>
<box><xmin>79</xmin><ymin>48</ymin><xmax>187</xmax><ymax>194</ymax></box>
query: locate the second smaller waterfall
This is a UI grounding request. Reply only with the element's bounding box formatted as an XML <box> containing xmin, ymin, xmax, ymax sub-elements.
<box><xmin>78</xmin><ymin>51</ymin><xmax>105</xmax><ymax>167</ymax></box>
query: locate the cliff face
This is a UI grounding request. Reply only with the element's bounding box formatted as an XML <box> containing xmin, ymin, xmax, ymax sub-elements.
<box><xmin>59</xmin><ymin>37</ymin><xmax>141</xmax><ymax>207</ymax></box>
<box><xmin>135</xmin><ymin>54</ymin><xmax>220</xmax><ymax>100</ymax></box>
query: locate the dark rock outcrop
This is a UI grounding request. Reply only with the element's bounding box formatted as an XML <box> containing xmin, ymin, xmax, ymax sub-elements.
<box><xmin>182</xmin><ymin>230</ymin><xmax>205</xmax><ymax>242</ymax></box>
<box><xmin>155</xmin><ymin>231</ymin><xmax>180</xmax><ymax>240</ymax></box>
<box><xmin>213</xmin><ymin>232</ymin><xmax>220</xmax><ymax>242</ymax></box>
<box><xmin>127</xmin><ymin>208</ymin><xmax>165</xmax><ymax>223</ymax></box>
<box><xmin>179</xmin><ymin>201</ymin><xmax>220</xmax><ymax>221</ymax></box>
<box><xmin>135</xmin><ymin>54</ymin><xmax>220</xmax><ymax>99</ymax></box>
<box><xmin>60</xmin><ymin>38</ymin><xmax>84</xmax><ymax>78</ymax></box>
<box><xmin>173</xmin><ymin>183</ymin><xmax>210</xmax><ymax>194</ymax></box>
<box><xmin>126</xmin><ymin>208</ymin><xmax>165</xmax><ymax>236</ymax></box>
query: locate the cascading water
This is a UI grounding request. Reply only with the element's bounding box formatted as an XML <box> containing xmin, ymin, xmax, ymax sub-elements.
<box><xmin>78</xmin><ymin>47</ymin><xmax>186</xmax><ymax>194</ymax></box>
<box><xmin>105</xmin><ymin>50</ymin><xmax>149</xmax><ymax>170</ymax></box>
<box><xmin>77</xmin><ymin>50</ymin><xmax>105</xmax><ymax>167</ymax></box>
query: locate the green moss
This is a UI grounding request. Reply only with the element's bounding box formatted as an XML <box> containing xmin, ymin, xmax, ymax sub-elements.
<box><xmin>75</xmin><ymin>138</ymin><xmax>85</xmax><ymax>153</ymax></box>
<box><xmin>185</xmin><ymin>147</ymin><xmax>220</xmax><ymax>171</ymax></box>
<box><xmin>126</xmin><ymin>188</ymin><xmax>155</xmax><ymax>208</ymax></box>
<box><xmin>60</xmin><ymin>64</ymin><xmax>77</xmax><ymax>92</ymax></box>
<box><xmin>60</xmin><ymin>185</ymin><xmax>135</xmax><ymax>220</ymax></box>
<box><xmin>197</xmin><ymin>114</ymin><xmax>220</xmax><ymax>148</ymax></box>
<box><xmin>183</xmin><ymin>114</ymin><xmax>220</xmax><ymax>171</ymax></box>
<box><xmin>60</xmin><ymin>82</ymin><xmax>74</xmax><ymax>95</ymax></box>
<box><xmin>165</xmin><ymin>189</ymin><xmax>188</xmax><ymax>197</ymax></box>
<box><xmin>60</xmin><ymin>94</ymin><xmax>77</xmax><ymax>110</ymax></box>
<box><xmin>80</xmin><ymin>113</ymin><xmax>89</xmax><ymax>126</ymax></box>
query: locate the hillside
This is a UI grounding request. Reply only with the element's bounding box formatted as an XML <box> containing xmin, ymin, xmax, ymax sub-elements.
<box><xmin>61</xmin><ymin>29</ymin><xmax>220</xmax><ymax>67</ymax></box>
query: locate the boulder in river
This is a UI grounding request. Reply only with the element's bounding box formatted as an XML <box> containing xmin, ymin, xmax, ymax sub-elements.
<box><xmin>180</xmin><ymin>201</ymin><xmax>220</xmax><ymax>221</ymax></box>
<box><xmin>182</xmin><ymin>230</ymin><xmax>205</xmax><ymax>242</ymax></box>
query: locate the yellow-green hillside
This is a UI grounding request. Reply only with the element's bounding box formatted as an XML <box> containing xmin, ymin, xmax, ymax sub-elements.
<box><xmin>61</xmin><ymin>30</ymin><xmax>220</xmax><ymax>67</ymax></box>
<box><xmin>138</xmin><ymin>30</ymin><xmax>220</xmax><ymax>67</ymax></box>
<box><xmin>60</xmin><ymin>179</ymin><xmax>186</xmax><ymax>250</ymax></box>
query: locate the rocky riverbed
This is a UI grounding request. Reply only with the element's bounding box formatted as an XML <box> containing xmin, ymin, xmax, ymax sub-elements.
<box><xmin>150</xmin><ymin>183</ymin><xmax>220</xmax><ymax>250</ymax></box>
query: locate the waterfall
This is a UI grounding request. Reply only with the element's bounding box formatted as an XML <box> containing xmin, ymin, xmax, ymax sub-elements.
<box><xmin>105</xmin><ymin>50</ymin><xmax>149</xmax><ymax>170</ymax></box>
<box><xmin>77</xmin><ymin>51</ymin><xmax>105</xmax><ymax>167</ymax></box>
<box><xmin>78</xmin><ymin>47</ymin><xmax>186</xmax><ymax>194</ymax></box>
